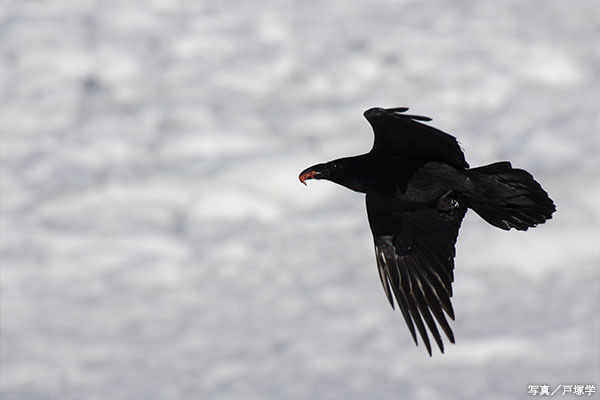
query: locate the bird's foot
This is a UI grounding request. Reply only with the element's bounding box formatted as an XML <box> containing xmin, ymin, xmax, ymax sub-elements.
<box><xmin>437</xmin><ymin>191</ymin><xmax>461</xmax><ymax>220</ymax></box>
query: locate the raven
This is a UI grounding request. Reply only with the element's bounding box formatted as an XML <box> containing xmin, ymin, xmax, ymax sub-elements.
<box><xmin>299</xmin><ymin>107</ymin><xmax>555</xmax><ymax>356</ymax></box>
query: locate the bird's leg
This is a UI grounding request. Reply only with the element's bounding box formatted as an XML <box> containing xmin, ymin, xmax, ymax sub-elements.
<box><xmin>436</xmin><ymin>190</ymin><xmax>461</xmax><ymax>221</ymax></box>
<box><xmin>437</xmin><ymin>190</ymin><xmax>460</xmax><ymax>211</ymax></box>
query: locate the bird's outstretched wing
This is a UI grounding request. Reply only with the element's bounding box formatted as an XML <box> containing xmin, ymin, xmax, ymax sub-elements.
<box><xmin>365</xmin><ymin>194</ymin><xmax>467</xmax><ymax>355</ymax></box>
<box><xmin>364</xmin><ymin>107</ymin><xmax>469</xmax><ymax>169</ymax></box>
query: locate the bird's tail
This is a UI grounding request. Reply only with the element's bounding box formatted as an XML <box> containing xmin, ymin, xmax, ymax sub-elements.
<box><xmin>464</xmin><ymin>162</ymin><xmax>555</xmax><ymax>231</ymax></box>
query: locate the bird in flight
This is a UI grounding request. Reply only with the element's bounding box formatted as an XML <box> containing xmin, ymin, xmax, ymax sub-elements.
<box><xmin>299</xmin><ymin>107</ymin><xmax>555</xmax><ymax>355</ymax></box>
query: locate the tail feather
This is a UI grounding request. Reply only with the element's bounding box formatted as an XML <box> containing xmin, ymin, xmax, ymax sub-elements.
<box><xmin>465</xmin><ymin>162</ymin><xmax>555</xmax><ymax>231</ymax></box>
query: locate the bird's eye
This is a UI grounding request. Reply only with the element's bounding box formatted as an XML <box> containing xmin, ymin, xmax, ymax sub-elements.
<box><xmin>331</xmin><ymin>163</ymin><xmax>338</xmax><ymax>169</ymax></box>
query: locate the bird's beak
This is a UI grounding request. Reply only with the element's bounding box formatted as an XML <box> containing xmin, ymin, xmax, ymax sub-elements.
<box><xmin>299</xmin><ymin>164</ymin><xmax>327</xmax><ymax>185</ymax></box>
<box><xmin>299</xmin><ymin>170</ymin><xmax>317</xmax><ymax>185</ymax></box>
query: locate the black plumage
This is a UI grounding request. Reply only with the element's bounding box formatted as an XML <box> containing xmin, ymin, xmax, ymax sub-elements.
<box><xmin>299</xmin><ymin>107</ymin><xmax>556</xmax><ymax>355</ymax></box>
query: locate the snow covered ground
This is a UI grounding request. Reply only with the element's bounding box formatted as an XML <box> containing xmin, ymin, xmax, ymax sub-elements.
<box><xmin>1</xmin><ymin>0</ymin><xmax>599</xmax><ymax>398</ymax></box>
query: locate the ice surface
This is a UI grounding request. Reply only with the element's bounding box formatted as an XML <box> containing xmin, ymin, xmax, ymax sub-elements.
<box><xmin>1</xmin><ymin>0</ymin><xmax>599</xmax><ymax>399</ymax></box>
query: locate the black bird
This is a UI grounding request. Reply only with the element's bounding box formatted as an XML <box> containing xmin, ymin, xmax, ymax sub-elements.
<box><xmin>299</xmin><ymin>107</ymin><xmax>555</xmax><ymax>356</ymax></box>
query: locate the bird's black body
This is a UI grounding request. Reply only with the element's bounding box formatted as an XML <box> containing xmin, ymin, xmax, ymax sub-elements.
<box><xmin>299</xmin><ymin>107</ymin><xmax>555</xmax><ymax>355</ymax></box>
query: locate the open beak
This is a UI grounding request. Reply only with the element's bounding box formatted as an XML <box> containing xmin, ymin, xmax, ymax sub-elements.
<box><xmin>299</xmin><ymin>163</ymin><xmax>327</xmax><ymax>185</ymax></box>
<box><xmin>299</xmin><ymin>170</ymin><xmax>318</xmax><ymax>185</ymax></box>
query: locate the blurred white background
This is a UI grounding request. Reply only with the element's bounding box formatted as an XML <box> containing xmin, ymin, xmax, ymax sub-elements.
<box><xmin>1</xmin><ymin>0</ymin><xmax>599</xmax><ymax>399</ymax></box>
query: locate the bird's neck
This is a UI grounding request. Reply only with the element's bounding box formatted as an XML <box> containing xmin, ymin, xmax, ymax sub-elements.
<box><xmin>334</xmin><ymin>154</ymin><xmax>403</xmax><ymax>196</ymax></box>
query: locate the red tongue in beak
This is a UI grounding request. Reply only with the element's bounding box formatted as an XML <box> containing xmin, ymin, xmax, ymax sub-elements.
<box><xmin>299</xmin><ymin>170</ymin><xmax>318</xmax><ymax>185</ymax></box>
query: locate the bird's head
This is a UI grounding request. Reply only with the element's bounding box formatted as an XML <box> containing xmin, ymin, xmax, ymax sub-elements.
<box><xmin>299</xmin><ymin>154</ymin><xmax>392</xmax><ymax>194</ymax></box>
<box><xmin>298</xmin><ymin>161</ymin><xmax>339</xmax><ymax>185</ymax></box>
<box><xmin>299</xmin><ymin>157</ymin><xmax>370</xmax><ymax>193</ymax></box>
